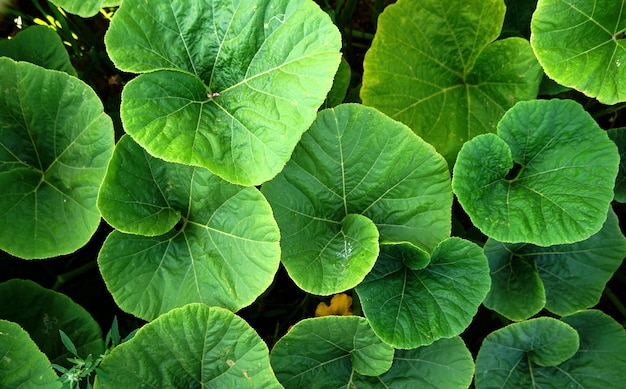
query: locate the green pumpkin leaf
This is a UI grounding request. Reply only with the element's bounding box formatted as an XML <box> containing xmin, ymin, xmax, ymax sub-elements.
<box><xmin>0</xmin><ymin>58</ymin><xmax>114</xmax><ymax>259</ymax></box>
<box><xmin>452</xmin><ymin>99</ymin><xmax>619</xmax><ymax>246</ymax></box>
<box><xmin>0</xmin><ymin>320</ymin><xmax>62</xmax><ymax>389</ymax></box>
<box><xmin>0</xmin><ymin>279</ymin><xmax>103</xmax><ymax>369</ymax></box>
<box><xmin>352</xmin><ymin>337</ymin><xmax>475</xmax><ymax>389</ymax></box>
<box><xmin>105</xmin><ymin>0</ymin><xmax>341</xmax><ymax>185</ymax></box>
<box><xmin>262</xmin><ymin>104</ymin><xmax>452</xmax><ymax>295</ymax></box>
<box><xmin>475</xmin><ymin>310</ymin><xmax>626</xmax><ymax>388</ymax></box>
<box><xmin>484</xmin><ymin>208</ymin><xmax>626</xmax><ymax>320</ymax></box>
<box><xmin>0</xmin><ymin>25</ymin><xmax>77</xmax><ymax>76</ymax></box>
<box><xmin>323</xmin><ymin>57</ymin><xmax>351</xmax><ymax>108</ymax></box>
<box><xmin>356</xmin><ymin>238</ymin><xmax>491</xmax><ymax>348</ymax></box>
<box><xmin>95</xmin><ymin>304</ymin><xmax>281</xmax><ymax>388</ymax></box>
<box><xmin>270</xmin><ymin>316</ymin><xmax>394</xmax><ymax>388</ymax></box>
<box><xmin>48</xmin><ymin>0</ymin><xmax>113</xmax><ymax>17</ymax></box>
<box><xmin>361</xmin><ymin>0</ymin><xmax>542</xmax><ymax>164</ymax></box>
<box><xmin>608</xmin><ymin>128</ymin><xmax>626</xmax><ymax>202</ymax></box>
<box><xmin>531</xmin><ymin>0</ymin><xmax>626</xmax><ymax>104</ymax></box>
<box><xmin>97</xmin><ymin>136</ymin><xmax>280</xmax><ymax>321</ymax></box>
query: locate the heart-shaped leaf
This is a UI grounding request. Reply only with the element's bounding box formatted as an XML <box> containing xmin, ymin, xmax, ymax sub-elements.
<box><xmin>0</xmin><ymin>279</ymin><xmax>104</xmax><ymax>369</ymax></box>
<box><xmin>0</xmin><ymin>58</ymin><xmax>114</xmax><ymax>259</ymax></box>
<box><xmin>0</xmin><ymin>25</ymin><xmax>76</xmax><ymax>75</ymax></box>
<box><xmin>531</xmin><ymin>0</ymin><xmax>626</xmax><ymax>104</ymax></box>
<box><xmin>452</xmin><ymin>99</ymin><xmax>619</xmax><ymax>246</ymax></box>
<box><xmin>352</xmin><ymin>337</ymin><xmax>475</xmax><ymax>388</ymax></box>
<box><xmin>361</xmin><ymin>0</ymin><xmax>542</xmax><ymax>164</ymax></box>
<box><xmin>356</xmin><ymin>238</ymin><xmax>491</xmax><ymax>348</ymax></box>
<box><xmin>97</xmin><ymin>136</ymin><xmax>280</xmax><ymax>320</ymax></box>
<box><xmin>105</xmin><ymin>0</ymin><xmax>342</xmax><ymax>185</ymax></box>
<box><xmin>262</xmin><ymin>104</ymin><xmax>452</xmax><ymax>295</ymax></box>
<box><xmin>475</xmin><ymin>310</ymin><xmax>626</xmax><ymax>388</ymax></box>
<box><xmin>484</xmin><ymin>208</ymin><xmax>626</xmax><ymax>320</ymax></box>
<box><xmin>270</xmin><ymin>316</ymin><xmax>394</xmax><ymax>388</ymax></box>
<box><xmin>95</xmin><ymin>304</ymin><xmax>281</xmax><ymax>388</ymax></box>
<box><xmin>0</xmin><ymin>320</ymin><xmax>62</xmax><ymax>389</ymax></box>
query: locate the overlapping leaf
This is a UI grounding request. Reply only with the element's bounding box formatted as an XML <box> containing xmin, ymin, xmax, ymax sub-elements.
<box><xmin>484</xmin><ymin>209</ymin><xmax>626</xmax><ymax>320</ymax></box>
<box><xmin>531</xmin><ymin>0</ymin><xmax>626</xmax><ymax>104</ymax></box>
<box><xmin>475</xmin><ymin>310</ymin><xmax>626</xmax><ymax>388</ymax></box>
<box><xmin>0</xmin><ymin>279</ymin><xmax>104</xmax><ymax>368</ymax></box>
<box><xmin>608</xmin><ymin>127</ymin><xmax>626</xmax><ymax>202</ymax></box>
<box><xmin>452</xmin><ymin>99</ymin><xmax>619</xmax><ymax>246</ymax></box>
<box><xmin>0</xmin><ymin>320</ymin><xmax>62</xmax><ymax>389</ymax></box>
<box><xmin>105</xmin><ymin>0</ymin><xmax>342</xmax><ymax>185</ymax></box>
<box><xmin>95</xmin><ymin>304</ymin><xmax>281</xmax><ymax>388</ymax></box>
<box><xmin>361</xmin><ymin>0</ymin><xmax>542</xmax><ymax>164</ymax></box>
<box><xmin>356</xmin><ymin>239</ymin><xmax>491</xmax><ymax>348</ymax></box>
<box><xmin>0</xmin><ymin>58</ymin><xmax>114</xmax><ymax>259</ymax></box>
<box><xmin>270</xmin><ymin>316</ymin><xmax>394</xmax><ymax>388</ymax></box>
<box><xmin>97</xmin><ymin>136</ymin><xmax>280</xmax><ymax>320</ymax></box>
<box><xmin>262</xmin><ymin>104</ymin><xmax>452</xmax><ymax>295</ymax></box>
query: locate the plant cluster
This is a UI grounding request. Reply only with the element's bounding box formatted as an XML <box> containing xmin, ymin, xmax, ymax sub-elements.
<box><xmin>1</xmin><ymin>0</ymin><xmax>626</xmax><ymax>388</ymax></box>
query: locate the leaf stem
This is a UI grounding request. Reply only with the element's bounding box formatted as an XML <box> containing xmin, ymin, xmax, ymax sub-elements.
<box><xmin>52</xmin><ymin>260</ymin><xmax>98</xmax><ymax>291</ymax></box>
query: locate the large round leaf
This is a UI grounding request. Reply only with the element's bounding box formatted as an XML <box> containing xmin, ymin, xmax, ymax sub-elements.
<box><xmin>484</xmin><ymin>208</ymin><xmax>626</xmax><ymax>320</ymax></box>
<box><xmin>95</xmin><ymin>304</ymin><xmax>281</xmax><ymax>388</ymax></box>
<box><xmin>0</xmin><ymin>25</ymin><xmax>77</xmax><ymax>75</ymax></box>
<box><xmin>361</xmin><ymin>0</ymin><xmax>542</xmax><ymax>164</ymax></box>
<box><xmin>608</xmin><ymin>127</ymin><xmax>626</xmax><ymax>202</ymax></box>
<box><xmin>105</xmin><ymin>0</ymin><xmax>342</xmax><ymax>186</ymax></box>
<box><xmin>0</xmin><ymin>320</ymin><xmax>62</xmax><ymax>389</ymax></box>
<box><xmin>0</xmin><ymin>279</ymin><xmax>104</xmax><ymax>369</ymax></box>
<box><xmin>475</xmin><ymin>316</ymin><xmax>579</xmax><ymax>388</ymax></box>
<box><xmin>0</xmin><ymin>58</ymin><xmax>114</xmax><ymax>259</ymax></box>
<box><xmin>475</xmin><ymin>310</ymin><xmax>626</xmax><ymax>388</ymax></box>
<box><xmin>352</xmin><ymin>337</ymin><xmax>475</xmax><ymax>389</ymax></box>
<box><xmin>270</xmin><ymin>316</ymin><xmax>394</xmax><ymax>388</ymax></box>
<box><xmin>97</xmin><ymin>136</ymin><xmax>280</xmax><ymax>320</ymax></box>
<box><xmin>531</xmin><ymin>0</ymin><xmax>626</xmax><ymax>104</ymax></box>
<box><xmin>356</xmin><ymin>239</ymin><xmax>491</xmax><ymax>348</ymax></box>
<box><xmin>262</xmin><ymin>104</ymin><xmax>452</xmax><ymax>295</ymax></box>
<box><xmin>452</xmin><ymin>99</ymin><xmax>619</xmax><ymax>246</ymax></box>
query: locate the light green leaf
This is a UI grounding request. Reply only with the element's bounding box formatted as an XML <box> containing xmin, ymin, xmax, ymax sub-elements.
<box><xmin>475</xmin><ymin>310</ymin><xmax>626</xmax><ymax>388</ymax></box>
<box><xmin>0</xmin><ymin>279</ymin><xmax>104</xmax><ymax>369</ymax></box>
<box><xmin>0</xmin><ymin>25</ymin><xmax>77</xmax><ymax>76</ymax></box>
<box><xmin>452</xmin><ymin>99</ymin><xmax>619</xmax><ymax>246</ymax></box>
<box><xmin>105</xmin><ymin>0</ymin><xmax>342</xmax><ymax>186</ymax></box>
<box><xmin>361</xmin><ymin>0</ymin><xmax>542</xmax><ymax>164</ymax></box>
<box><xmin>0</xmin><ymin>320</ymin><xmax>62</xmax><ymax>389</ymax></box>
<box><xmin>262</xmin><ymin>104</ymin><xmax>452</xmax><ymax>295</ymax></box>
<box><xmin>608</xmin><ymin>127</ymin><xmax>626</xmax><ymax>202</ymax></box>
<box><xmin>531</xmin><ymin>0</ymin><xmax>626</xmax><ymax>104</ymax></box>
<box><xmin>484</xmin><ymin>208</ymin><xmax>626</xmax><ymax>320</ymax></box>
<box><xmin>352</xmin><ymin>337</ymin><xmax>475</xmax><ymax>389</ymax></box>
<box><xmin>0</xmin><ymin>58</ymin><xmax>114</xmax><ymax>259</ymax></box>
<box><xmin>356</xmin><ymin>238</ymin><xmax>491</xmax><ymax>348</ymax></box>
<box><xmin>97</xmin><ymin>136</ymin><xmax>280</xmax><ymax>321</ymax></box>
<box><xmin>95</xmin><ymin>304</ymin><xmax>281</xmax><ymax>388</ymax></box>
<box><xmin>270</xmin><ymin>316</ymin><xmax>394</xmax><ymax>388</ymax></box>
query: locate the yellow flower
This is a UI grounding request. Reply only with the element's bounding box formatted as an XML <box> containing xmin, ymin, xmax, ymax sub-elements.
<box><xmin>315</xmin><ymin>293</ymin><xmax>353</xmax><ymax>317</ymax></box>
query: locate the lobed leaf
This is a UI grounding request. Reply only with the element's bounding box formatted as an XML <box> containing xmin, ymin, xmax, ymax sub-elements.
<box><xmin>262</xmin><ymin>104</ymin><xmax>452</xmax><ymax>295</ymax></box>
<box><xmin>98</xmin><ymin>136</ymin><xmax>280</xmax><ymax>320</ymax></box>
<box><xmin>356</xmin><ymin>238</ymin><xmax>491</xmax><ymax>348</ymax></box>
<box><xmin>484</xmin><ymin>208</ymin><xmax>626</xmax><ymax>320</ymax></box>
<box><xmin>361</xmin><ymin>0</ymin><xmax>542</xmax><ymax>164</ymax></box>
<box><xmin>452</xmin><ymin>99</ymin><xmax>619</xmax><ymax>246</ymax></box>
<box><xmin>270</xmin><ymin>316</ymin><xmax>394</xmax><ymax>388</ymax></box>
<box><xmin>105</xmin><ymin>0</ymin><xmax>342</xmax><ymax>185</ymax></box>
